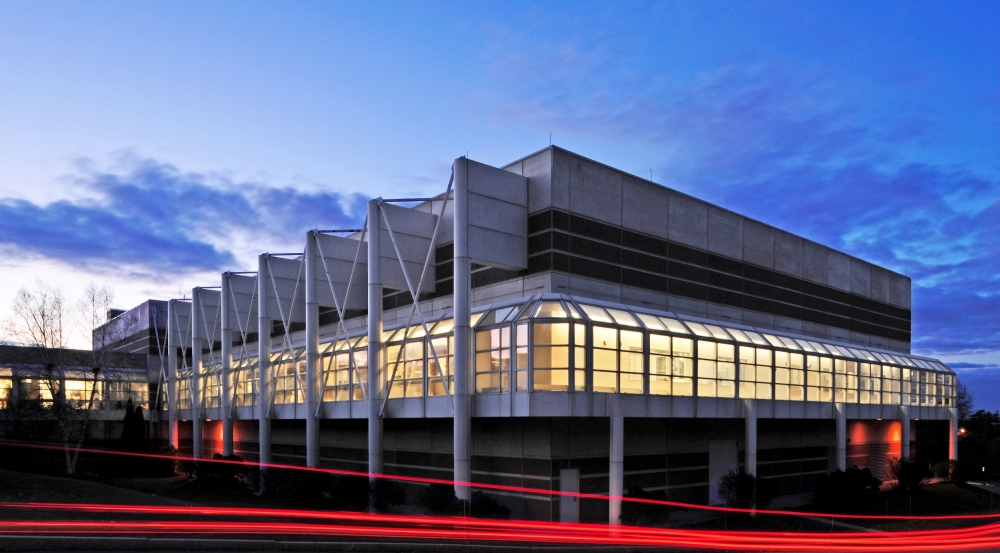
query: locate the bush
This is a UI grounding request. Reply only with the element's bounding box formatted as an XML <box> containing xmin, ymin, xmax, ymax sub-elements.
<box><xmin>370</xmin><ymin>477</ymin><xmax>405</xmax><ymax>513</ymax></box>
<box><xmin>469</xmin><ymin>491</ymin><xmax>510</xmax><ymax>519</ymax></box>
<box><xmin>272</xmin><ymin>468</ymin><xmax>333</xmax><ymax>506</ymax></box>
<box><xmin>198</xmin><ymin>454</ymin><xmax>247</xmax><ymax>489</ymax></box>
<box><xmin>814</xmin><ymin>467</ymin><xmax>882</xmax><ymax>508</ymax></box>
<box><xmin>717</xmin><ymin>470</ymin><xmax>773</xmax><ymax>510</ymax></box>
<box><xmin>326</xmin><ymin>475</ymin><xmax>369</xmax><ymax>511</ymax></box>
<box><xmin>417</xmin><ymin>483</ymin><xmax>461</xmax><ymax>514</ymax></box>
<box><xmin>933</xmin><ymin>460</ymin><xmax>957</xmax><ymax>481</ymax></box>
<box><xmin>619</xmin><ymin>485</ymin><xmax>669</xmax><ymax>526</ymax></box>
<box><xmin>889</xmin><ymin>458</ymin><xmax>933</xmax><ymax>493</ymax></box>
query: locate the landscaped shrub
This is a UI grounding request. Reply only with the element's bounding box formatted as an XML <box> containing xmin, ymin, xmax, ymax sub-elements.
<box><xmin>326</xmin><ymin>474</ymin><xmax>369</xmax><ymax>511</ymax></box>
<box><xmin>889</xmin><ymin>458</ymin><xmax>933</xmax><ymax>493</ymax></box>
<box><xmin>619</xmin><ymin>485</ymin><xmax>669</xmax><ymax>526</ymax></box>
<box><xmin>417</xmin><ymin>483</ymin><xmax>460</xmax><ymax>514</ymax></box>
<box><xmin>469</xmin><ymin>491</ymin><xmax>510</xmax><ymax>519</ymax></box>
<box><xmin>717</xmin><ymin>469</ymin><xmax>773</xmax><ymax>510</ymax></box>
<box><xmin>370</xmin><ymin>477</ymin><xmax>405</xmax><ymax>513</ymax></box>
<box><xmin>198</xmin><ymin>454</ymin><xmax>247</xmax><ymax>489</ymax></box>
<box><xmin>814</xmin><ymin>467</ymin><xmax>882</xmax><ymax>508</ymax></box>
<box><xmin>272</xmin><ymin>468</ymin><xmax>333</xmax><ymax>506</ymax></box>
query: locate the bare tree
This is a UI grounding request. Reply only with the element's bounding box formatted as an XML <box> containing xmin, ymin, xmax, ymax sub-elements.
<box><xmin>956</xmin><ymin>380</ymin><xmax>974</xmax><ymax>422</ymax></box>
<box><xmin>79</xmin><ymin>282</ymin><xmax>140</xmax><ymax>367</ymax></box>
<box><xmin>1</xmin><ymin>281</ymin><xmax>102</xmax><ymax>474</ymax></box>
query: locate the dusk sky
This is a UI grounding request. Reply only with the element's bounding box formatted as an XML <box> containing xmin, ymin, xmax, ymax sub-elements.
<box><xmin>1</xmin><ymin>2</ymin><xmax>997</xmax><ymax>408</ymax></box>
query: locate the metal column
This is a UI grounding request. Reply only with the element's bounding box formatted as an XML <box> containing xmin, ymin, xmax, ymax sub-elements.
<box><xmin>608</xmin><ymin>394</ymin><xmax>624</xmax><ymax>526</ymax></box>
<box><xmin>900</xmin><ymin>405</ymin><xmax>911</xmax><ymax>460</ymax></box>
<box><xmin>258</xmin><ymin>255</ymin><xmax>273</xmax><ymax>491</ymax></box>
<box><xmin>836</xmin><ymin>402</ymin><xmax>847</xmax><ymax>471</ymax></box>
<box><xmin>166</xmin><ymin>300</ymin><xmax>179</xmax><ymax>450</ymax></box>
<box><xmin>949</xmin><ymin>407</ymin><xmax>959</xmax><ymax>461</ymax></box>
<box><xmin>190</xmin><ymin>289</ymin><xmax>203</xmax><ymax>460</ymax></box>
<box><xmin>367</xmin><ymin>200</ymin><xmax>384</xmax><ymax>499</ymax></box>
<box><xmin>453</xmin><ymin>159</ymin><xmax>472</xmax><ymax>503</ymax></box>
<box><xmin>221</xmin><ymin>274</ymin><xmax>234</xmax><ymax>457</ymax></box>
<box><xmin>305</xmin><ymin>231</ymin><xmax>321</xmax><ymax>468</ymax></box>
<box><xmin>744</xmin><ymin>398</ymin><xmax>757</xmax><ymax>476</ymax></box>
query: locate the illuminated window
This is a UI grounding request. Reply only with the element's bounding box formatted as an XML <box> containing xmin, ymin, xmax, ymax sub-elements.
<box><xmin>514</xmin><ymin>323</ymin><xmax>528</xmax><ymax>391</ymax></box>
<box><xmin>739</xmin><ymin>347</ymin><xmax>773</xmax><ymax>400</ymax></box>
<box><xmin>859</xmin><ymin>363</ymin><xmax>882</xmax><ymax>405</ymax></box>
<box><xmin>806</xmin><ymin>356</ymin><xmax>833</xmax><ymax>402</ymax></box>
<box><xmin>387</xmin><ymin>339</ymin><xmax>424</xmax><ymax>398</ymax></box>
<box><xmin>476</xmin><ymin>327</ymin><xmax>510</xmax><ymax>394</ymax></box>
<box><xmin>203</xmin><ymin>364</ymin><xmax>221</xmax><ymax>408</ymax></box>
<box><xmin>902</xmin><ymin>368</ymin><xmax>920</xmax><ymax>406</ymax></box>
<box><xmin>274</xmin><ymin>355</ymin><xmax>305</xmax><ymax>404</ymax></box>
<box><xmin>649</xmin><ymin>334</ymin><xmax>694</xmax><ymax>396</ymax></box>
<box><xmin>592</xmin><ymin>326</ymin><xmax>644</xmax><ymax>394</ymax></box>
<box><xmin>881</xmin><ymin>365</ymin><xmax>901</xmax><ymax>405</ymax></box>
<box><xmin>774</xmin><ymin>351</ymin><xmax>804</xmax><ymax>401</ymax></box>
<box><xmin>834</xmin><ymin>359</ymin><xmax>859</xmax><ymax>403</ymax></box>
<box><xmin>427</xmin><ymin>335</ymin><xmax>453</xmax><ymax>396</ymax></box>
<box><xmin>234</xmin><ymin>357</ymin><xmax>258</xmax><ymax>407</ymax></box>
<box><xmin>697</xmin><ymin>341</ymin><xmax>735</xmax><ymax>398</ymax></box>
<box><xmin>323</xmin><ymin>346</ymin><xmax>353</xmax><ymax>402</ymax></box>
<box><xmin>0</xmin><ymin>377</ymin><xmax>11</xmax><ymax>409</ymax></box>
<box><xmin>534</xmin><ymin>322</ymin><xmax>570</xmax><ymax>391</ymax></box>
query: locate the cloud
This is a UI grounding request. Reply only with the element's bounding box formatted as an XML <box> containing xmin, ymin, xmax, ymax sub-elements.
<box><xmin>487</xmin><ymin>39</ymin><xmax>1000</xmax><ymax>357</ymax></box>
<box><xmin>0</xmin><ymin>154</ymin><xmax>367</xmax><ymax>276</ymax></box>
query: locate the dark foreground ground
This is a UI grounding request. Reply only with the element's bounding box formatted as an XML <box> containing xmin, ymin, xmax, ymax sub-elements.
<box><xmin>2</xmin><ymin>468</ymin><xmax>1000</xmax><ymax>552</ymax></box>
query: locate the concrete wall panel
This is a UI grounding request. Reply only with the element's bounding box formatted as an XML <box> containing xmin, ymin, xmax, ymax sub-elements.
<box><xmin>743</xmin><ymin>220</ymin><xmax>775</xmax><ymax>269</ymax></box>
<box><xmin>850</xmin><ymin>258</ymin><xmax>872</xmax><ymax>297</ymax></box>
<box><xmin>568</xmin><ymin>155</ymin><xmax>623</xmax><ymax>226</ymax></box>
<box><xmin>827</xmin><ymin>251</ymin><xmax>851</xmax><ymax>291</ymax></box>
<box><xmin>870</xmin><ymin>266</ymin><xmax>891</xmax><ymax>304</ymax></box>
<box><xmin>667</xmin><ymin>192</ymin><xmax>708</xmax><ymax>249</ymax></box>
<box><xmin>801</xmin><ymin>241</ymin><xmax>829</xmax><ymax>284</ymax></box>
<box><xmin>622</xmin><ymin>174</ymin><xmax>669</xmax><ymax>237</ymax></box>
<box><xmin>774</xmin><ymin>232</ymin><xmax>803</xmax><ymax>277</ymax></box>
<box><xmin>707</xmin><ymin>207</ymin><xmax>743</xmax><ymax>259</ymax></box>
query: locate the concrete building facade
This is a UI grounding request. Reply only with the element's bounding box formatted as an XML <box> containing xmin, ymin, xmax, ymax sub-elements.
<box><xmin>148</xmin><ymin>147</ymin><xmax>954</xmax><ymax>522</ymax></box>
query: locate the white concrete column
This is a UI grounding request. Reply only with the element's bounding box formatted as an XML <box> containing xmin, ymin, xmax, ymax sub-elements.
<box><xmin>453</xmin><ymin>159</ymin><xmax>472</xmax><ymax>503</ymax></box>
<box><xmin>367</xmin><ymin>200</ymin><xmax>384</xmax><ymax>497</ymax></box>
<box><xmin>190</xmin><ymin>289</ymin><xmax>204</xmax><ymax>460</ymax></box>
<box><xmin>305</xmin><ymin>231</ymin><xmax>321</xmax><ymax>468</ymax></box>
<box><xmin>166</xmin><ymin>300</ymin><xmax>179</xmax><ymax>449</ymax></box>
<box><xmin>949</xmin><ymin>407</ymin><xmax>959</xmax><ymax>461</ymax></box>
<box><xmin>220</xmin><ymin>274</ymin><xmax>234</xmax><ymax>457</ymax></box>
<box><xmin>609</xmin><ymin>394</ymin><xmax>624</xmax><ymax>526</ymax></box>
<box><xmin>258</xmin><ymin>255</ymin><xmax>273</xmax><ymax>491</ymax></box>
<box><xmin>900</xmin><ymin>404</ymin><xmax>911</xmax><ymax>461</ymax></box>
<box><xmin>744</xmin><ymin>398</ymin><xmax>757</xmax><ymax>476</ymax></box>
<box><xmin>836</xmin><ymin>402</ymin><xmax>847</xmax><ymax>471</ymax></box>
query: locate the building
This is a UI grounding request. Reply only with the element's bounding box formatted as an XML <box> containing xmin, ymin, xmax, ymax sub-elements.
<box><xmin>153</xmin><ymin>147</ymin><xmax>956</xmax><ymax>522</ymax></box>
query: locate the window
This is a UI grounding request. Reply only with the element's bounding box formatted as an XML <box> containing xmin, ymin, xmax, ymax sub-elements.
<box><xmin>572</xmin><ymin>323</ymin><xmax>586</xmax><ymax>392</ymax></box>
<box><xmin>738</xmin><ymin>346</ymin><xmax>771</xmax><ymax>400</ymax></box>
<box><xmin>234</xmin><ymin>358</ymin><xmax>258</xmax><ymax>407</ymax></box>
<box><xmin>427</xmin><ymin>335</ymin><xmax>453</xmax><ymax>396</ymax></box>
<box><xmin>882</xmin><ymin>365</ymin><xmax>901</xmax><ymax>405</ymax></box>
<box><xmin>387</xmin><ymin>340</ymin><xmax>424</xmax><ymax>398</ymax></box>
<box><xmin>273</xmin><ymin>350</ymin><xmax>305</xmax><ymax>405</ymax></box>
<box><xmin>323</xmin><ymin>349</ymin><xmax>353</xmax><ymax>402</ymax></box>
<box><xmin>203</xmin><ymin>364</ymin><xmax>221</xmax><ymax>408</ymax></box>
<box><xmin>514</xmin><ymin>323</ymin><xmax>528</xmax><ymax>391</ymax></box>
<box><xmin>834</xmin><ymin>359</ymin><xmax>858</xmax><ymax>403</ymax></box>
<box><xmin>649</xmin><ymin>334</ymin><xmax>694</xmax><ymax>396</ymax></box>
<box><xmin>0</xmin><ymin>377</ymin><xmax>11</xmax><ymax>409</ymax></box>
<box><xmin>806</xmin><ymin>356</ymin><xmax>833</xmax><ymax>402</ymax></box>
<box><xmin>476</xmin><ymin>327</ymin><xmax>509</xmax><ymax>393</ymax></box>
<box><xmin>902</xmin><ymin>368</ymin><xmax>920</xmax><ymax>406</ymax></box>
<box><xmin>697</xmin><ymin>341</ymin><xmax>735</xmax><ymax>398</ymax></box>
<box><xmin>773</xmin><ymin>351</ymin><xmax>804</xmax><ymax>401</ymax></box>
<box><xmin>592</xmin><ymin>326</ymin><xmax>644</xmax><ymax>394</ymax></box>
<box><xmin>859</xmin><ymin>363</ymin><xmax>881</xmax><ymax>405</ymax></box>
<box><xmin>534</xmin><ymin>322</ymin><xmax>570</xmax><ymax>391</ymax></box>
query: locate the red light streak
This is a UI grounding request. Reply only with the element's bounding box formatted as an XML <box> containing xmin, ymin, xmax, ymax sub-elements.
<box><xmin>1</xmin><ymin>440</ymin><xmax>996</xmax><ymax>522</ymax></box>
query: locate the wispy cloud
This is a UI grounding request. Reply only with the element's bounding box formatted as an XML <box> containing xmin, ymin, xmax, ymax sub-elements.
<box><xmin>0</xmin><ymin>153</ymin><xmax>367</xmax><ymax>277</ymax></box>
<box><xmin>488</xmin><ymin>39</ymin><xmax>1000</xmax><ymax>357</ymax></box>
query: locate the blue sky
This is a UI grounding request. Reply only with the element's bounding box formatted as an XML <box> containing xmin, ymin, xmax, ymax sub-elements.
<box><xmin>1</xmin><ymin>2</ymin><xmax>997</xmax><ymax>408</ymax></box>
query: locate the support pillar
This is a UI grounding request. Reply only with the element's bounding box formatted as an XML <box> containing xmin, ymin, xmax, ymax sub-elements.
<box><xmin>220</xmin><ymin>274</ymin><xmax>234</xmax><ymax>457</ymax></box>
<box><xmin>367</xmin><ymin>200</ymin><xmax>384</xmax><ymax>506</ymax></box>
<box><xmin>190</xmin><ymin>289</ymin><xmax>203</xmax><ymax>461</ymax></box>
<box><xmin>305</xmin><ymin>231</ymin><xmax>321</xmax><ymax>468</ymax></box>
<box><xmin>609</xmin><ymin>394</ymin><xmax>624</xmax><ymax>526</ymax></box>
<box><xmin>453</xmin><ymin>159</ymin><xmax>472</xmax><ymax>503</ymax></box>
<box><xmin>258</xmin><ymin>255</ymin><xmax>273</xmax><ymax>492</ymax></box>
<box><xmin>949</xmin><ymin>407</ymin><xmax>959</xmax><ymax>462</ymax></box>
<box><xmin>900</xmin><ymin>405</ymin><xmax>911</xmax><ymax>461</ymax></box>
<box><xmin>166</xmin><ymin>300</ymin><xmax>179</xmax><ymax>449</ymax></box>
<box><xmin>836</xmin><ymin>402</ymin><xmax>847</xmax><ymax>471</ymax></box>
<box><xmin>744</xmin><ymin>398</ymin><xmax>757</xmax><ymax>477</ymax></box>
